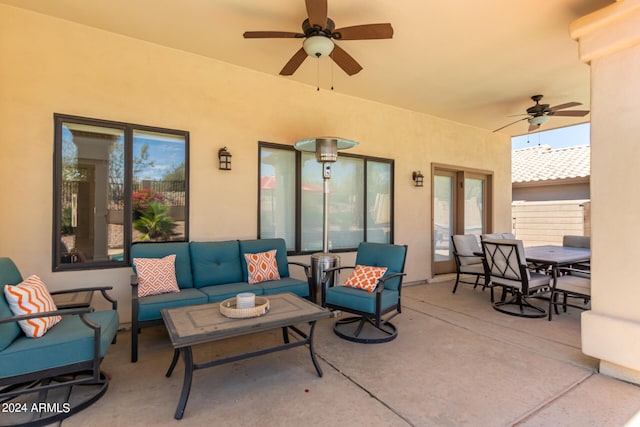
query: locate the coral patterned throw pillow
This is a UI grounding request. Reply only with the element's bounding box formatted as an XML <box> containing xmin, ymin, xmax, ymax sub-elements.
<box><xmin>133</xmin><ymin>255</ymin><xmax>180</xmax><ymax>297</ymax></box>
<box><xmin>4</xmin><ymin>275</ymin><xmax>62</xmax><ymax>338</ymax></box>
<box><xmin>343</xmin><ymin>265</ymin><xmax>388</xmax><ymax>292</ymax></box>
<box><xmin>245</xmin><ymin>250</ymin><xmax>281</xmax><ymax>284</ymax></box>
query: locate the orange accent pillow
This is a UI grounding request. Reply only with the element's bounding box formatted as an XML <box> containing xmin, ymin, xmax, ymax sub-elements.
<box><xmin>133</xmin><ymin>255</ymin><xmax>180</xmax><ymax>297</ymax></box>
<box><xmin>245</xmin><ymin>250</ymin><xmax>281</xmax><ymax>284</ymax></box>
<box><xmin>343</xmin><ymin>265</ymin><xmax>388</xmax><ymax>292</ymax></box>
<box><xmin>3</xmin><ymin>275</ymin><xmax>62</xmax><ymax>338</ymax></box>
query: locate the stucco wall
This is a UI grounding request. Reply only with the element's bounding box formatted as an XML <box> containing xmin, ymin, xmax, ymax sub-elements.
<box><xmin>571</xmin><ymin>0</ymin><xmax>640</xmax><ymax>384</ymax></box>
<box><xmin>0</xmin><ymin>5</ymin><xmax>511</xmax><ymax>323</ymax></box>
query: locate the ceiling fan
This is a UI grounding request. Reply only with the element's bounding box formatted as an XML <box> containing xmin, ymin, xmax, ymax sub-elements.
<box><xmin>493</xmin><ymin>95</ymin><xmax>590</xmax><ymax>133</ymax></box>
<box><xmin>243</xmin><ymin>0</ymin><xmax>393</xmax><ymax>76</ymax></box>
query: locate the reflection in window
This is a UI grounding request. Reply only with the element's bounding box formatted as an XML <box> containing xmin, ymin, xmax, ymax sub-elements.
<box><xmin>301</xmin><ymin>153</ymin><xmax>364</xmax><ymax>251</ymax></box>
<box><xmin>464</xmin><ymin>177</ymin><xmax>484</xmax><ymax>237</ymax></box>
<box><xmin>433</xmin><ymin>174</ymin><xmax>453</xmax><ymax>262</ymax></box>
<box><xmin>54</xmin><ymin>115</ymin><xmax>188</xmax><ymax>271</ymax></box>
<box><xmin>132</xmin><ymin>130</ymin><xmax>187</xmax><ymax>243</ymax></box>
<box><xmin>367</xmin><ymin>161</ymin><xmax>392</xmax><ymax>243</ymax></box>
<box><xmin>258</xmin><ymin>142</ymin><xmax>393</xmax><ymax>254</ymax></box>
<box><xmin>59</xmin><ymin>123</ymin><xmax>125</xmax><ymax>265</ymax></box>
<box><xmin>259</xmin><ymin>148</ymin><xmax>296</xmax><ymax>249</ymax></box>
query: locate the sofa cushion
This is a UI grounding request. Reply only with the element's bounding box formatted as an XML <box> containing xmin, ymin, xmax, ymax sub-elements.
<box><xmin>239</xmin><ymin>239</ymin><xmax>290</xmax><ymax>281</ymax></box>
<box><xmin>200</xmin><ymin>282</ymin><xmax>263</xmax><ymax>303</ymax></box>
<box><xmin>245</xmin><ymin>250</ymin><xmax>281</xmax><ymax>284</ymax></box>
<box><xmin>0</xmin><ymin>309</ymin><xmax>119</xmax><ymax>378</ymax></box>
<box><xmin>131</xmin><ymin>242</ymin><xmax>193</xmax><ymax>289</ymax></box>
<box><xmin>258</xmin><ymin>277</ymin><xmax>310</xmax><ymax>297</ymax></box>
<box><xmin>4</xmin><ymin>275</ymin><xmax>62</xmax><ymax>338</ymax></box>
<box><xmin>133</xmin><ymin>255</ymin><xmax>180</xmax><ymax>297</ymax></box>
<box><xmin>137</xmin><ymin>288</ymin><xmax>208</xmax><ymax>322</ymax></box>
<box><xmin>0</xmin><ymin>258</ymin><xmax>24</xmax><ymax>351</ymax></box>
<box><xmin>190</xmin><ymin>241</ymin><xmax>243</xmax><ymax>287</ymax></box>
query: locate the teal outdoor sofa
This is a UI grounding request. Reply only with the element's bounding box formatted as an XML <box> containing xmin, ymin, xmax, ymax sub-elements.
<box><xmin>130</xmin><ymin>238</ymin><xmax>312</xmax><ymax>362</ymax></box>
<box><xmin>0</xmin><ymin>257</ymin><xmax>119</xmax><ymax>427</ymax></box>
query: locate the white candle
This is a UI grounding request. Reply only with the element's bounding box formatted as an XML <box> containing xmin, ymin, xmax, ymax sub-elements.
<box><xmin>236</xmin><ymin>292</ymin><xmax>256</xmax><ymax>309</ymax></box>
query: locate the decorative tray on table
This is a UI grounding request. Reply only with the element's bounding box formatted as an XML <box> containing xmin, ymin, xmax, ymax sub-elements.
<box><xmin>219</xmin><ymin>296</ymin><xmax>270</xmax><ymax>319</ymax></box>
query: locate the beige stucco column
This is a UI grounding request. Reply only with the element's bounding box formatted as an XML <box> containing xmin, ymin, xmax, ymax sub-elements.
<box><xmin>570</xmin><ymin>0</ymin><xmax>640</xmax><ymax>385</ymax></box>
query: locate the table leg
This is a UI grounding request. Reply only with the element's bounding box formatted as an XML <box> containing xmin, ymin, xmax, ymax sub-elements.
<box><xmin>166</xmin><ymin>349</ymin><xmax>180</xmax><ymax>377</ymax></box>
<box><xmin>174</xmin><ymin>347</ymin><xmax>194</xmax><ymax>420</ymax></box>
<box><xmin>282</xmin><ymin>326</ymin><xmax>290</xmax><ymax>344</ymax></box>
<box><xmin>307</xmin><ymin>321</ymin><xmax>323</xmax><ymax>377</ymax></box>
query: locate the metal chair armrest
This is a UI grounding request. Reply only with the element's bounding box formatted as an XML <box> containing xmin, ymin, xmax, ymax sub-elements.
<box><xmin>288</xmin><ymin>261</ymin><xmax>311</xmax><ymax>278</ymax></box>
<box><xmin>321</xmin><ymin>265</ymin><xmax>355</xmax><ymax>287</ymax></box>
<box><xmin>375</xmin><ymin>272</ymin><xmax>407</xmax><ymax>293</ymax></box>
<box><xmin>0</xmin><ymin>306</ymin><xmax>94</xmax><ymax>325</ymax></box>
<box><xmin>51</xmin><ymin>286</ymin><xmax>117</xmax><ymax>310</ymax></box>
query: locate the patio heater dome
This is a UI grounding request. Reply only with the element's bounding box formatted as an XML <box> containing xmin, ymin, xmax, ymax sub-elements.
<box><xmin>294</xmin><ymin>137</ymin><xmax>358</xmax><ymax>162</ymax></box>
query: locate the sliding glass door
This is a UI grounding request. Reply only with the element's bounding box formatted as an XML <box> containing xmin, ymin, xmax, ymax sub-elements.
<box><xmin>432</xmin><ymin>167</ymin><xmax>491</xmax><ymax>275</ymax></box>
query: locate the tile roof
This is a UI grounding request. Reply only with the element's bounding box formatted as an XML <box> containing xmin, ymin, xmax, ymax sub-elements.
<box><xmin>512</xmin><ymin>144</ymin><xmax>590</xmax><ymax>183</ymax></box>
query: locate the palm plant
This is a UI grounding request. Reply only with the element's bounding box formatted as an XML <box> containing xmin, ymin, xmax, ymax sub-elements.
<box><xmin>133</xmin><ymin>201</ymin><xmax>175</xmax><ymax>241</ymax></box>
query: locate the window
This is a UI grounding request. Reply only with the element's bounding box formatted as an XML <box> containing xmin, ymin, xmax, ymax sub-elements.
<box><xmin>259</xmin><ymin>142</ymin><xmax>393</xmax><ymax>254</ymax></box>
<box><xmin>53</xmin><ymin>114</ymin><xmax>189</xmax><ymax>271</ymax></box>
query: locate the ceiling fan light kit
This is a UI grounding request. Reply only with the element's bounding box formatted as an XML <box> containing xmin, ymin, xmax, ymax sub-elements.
<box><xmin>528</xmin><ymin>115</ymin><xmax>549</xmax><ymax>127</ymax></box>
<box><xmin>303</xmin><ymin>36</ymin><xmax>334</xmax><ymax>57</ymax></box>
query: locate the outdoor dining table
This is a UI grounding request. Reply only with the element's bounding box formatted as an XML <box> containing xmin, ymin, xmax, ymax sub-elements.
<box><xmin>524</xmin><ymin>245</ymin><xmax>591</xmax><ymax>270</ymax></box>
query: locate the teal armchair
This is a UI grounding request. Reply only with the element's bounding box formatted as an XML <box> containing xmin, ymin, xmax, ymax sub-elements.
<box><xmin>322</xmin><ymin>242</ymin><xmax>407</xmax><ymax>343</ymax></box>
<box><xmin>0</xmin><ymin>257</ymin><xmax>119</xmax><ymax>427</ymax></box>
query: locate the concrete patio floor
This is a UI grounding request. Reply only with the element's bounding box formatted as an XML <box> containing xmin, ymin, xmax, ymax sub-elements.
<box><xmin>60</xmin><ymin>280</ymin><xmax>640</xmax><ymax>426</ymax></box>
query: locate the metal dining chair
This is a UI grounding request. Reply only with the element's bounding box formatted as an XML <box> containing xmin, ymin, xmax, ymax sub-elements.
<box><xmin>481</xmin><ymin>239</ymin><xmax>551</xmax><ymax>318</ymax></box>
<box><xmin>451</xmin><ymin>235</ymin><xmax>492</xmax><ymax>301</ymax></box>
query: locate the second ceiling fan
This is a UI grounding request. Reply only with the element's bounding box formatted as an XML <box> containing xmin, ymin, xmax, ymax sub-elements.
<box><xmin>494</xmin><ymin>95</ymin><xmax>590</xmax><ymax>133</ymax></box>
<box><xmin>243</xmin><ymin>0</ymin><xmax>393</xmax><ymax>76</ymax></box>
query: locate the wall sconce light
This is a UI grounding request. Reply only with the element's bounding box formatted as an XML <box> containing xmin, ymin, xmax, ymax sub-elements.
<box><xmin>218</xmin><ymin>147</ymin><xmax>232</xmax><ymax>170</ymax></box>
<box><xmin>412</xmin><ymin>171</ymin><xmax>424</xmax><ymax>187</ymax></box>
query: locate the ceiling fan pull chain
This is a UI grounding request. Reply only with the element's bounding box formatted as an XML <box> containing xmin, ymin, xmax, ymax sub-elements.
<box><xmin>331</xmin><ymin>61</ymin><xmax>334</xmax><ymax>91</ymax></box>
<box><xmin>316</xmin><ymin>56</ymin><xmax>320</xmax><ymax>91</ymax></box>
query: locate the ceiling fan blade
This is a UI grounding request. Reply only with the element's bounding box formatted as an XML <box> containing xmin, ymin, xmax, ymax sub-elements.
<box><xmin>528</xmin><ymin>123</ymin><xmax>541</xmax><ymax>132</ymax></box>
<box><xmin>549</xmin><ymin>102</ymin><xmax>582</xmax><ymax>111</ymax></box>
<box><xmin>305</xmin><ymin>0</ymin><xmax>328</xmax><ymax>29</ymax></box>
<box><xmin>243</xmin><ymin>31</ymin><xmax>304</xmax><ymax>39</ymax></box>
<box><xmin>279</xmin><ymin>48</ymin><xmax>308</xmax><ymax>76</ymax></box>
<box><xmin>492</xmin><ymin>117</ymin><xmax>528</xmax><ymax>133</ymax></box>
<box><xmin>330</xmin><ymin>44</ymin><xmax>363</xmax><ymax>76</ymax></box>
<box><xmin>551</xmin><ymin>110</ymin><xmax>590</xmax><ymax>117</ymax></box>
<box><xmin>333</xmin><ymin>23</ymin><xmax>394</xmax><ymax>40</ymax></box>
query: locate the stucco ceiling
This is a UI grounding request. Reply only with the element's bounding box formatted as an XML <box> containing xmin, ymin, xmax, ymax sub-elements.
<box><xmin>1</xmin><ymin>0</ymin><xmax>613</xmax><ymax>135</ymax></box>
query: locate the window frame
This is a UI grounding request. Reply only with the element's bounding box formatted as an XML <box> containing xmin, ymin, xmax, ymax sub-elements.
<box><xmin>258</xmin><ymin>141</ymin><xmax>394</xmax><ymax>255</ymax></box>
<box><xmin>52</xmin><ymin>113</ymin><xmax>189</xmax><ymax>271</ymax></box>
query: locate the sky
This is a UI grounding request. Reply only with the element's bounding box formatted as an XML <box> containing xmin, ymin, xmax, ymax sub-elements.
<box><xmin>511</xmin><ymin>122</ymin><xmax>590</xmax><ymax>151</ymax></box>
<box><xmin>134</xmin><ymin>136</ymin><xmax>185</xmax><ymax>180</ymax></box>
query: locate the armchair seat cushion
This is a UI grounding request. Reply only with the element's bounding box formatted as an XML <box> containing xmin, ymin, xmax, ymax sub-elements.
<box><xmin>325</xmin><ymin>286</ymin><xmax>399</xmax><ymax>314</ymax></box>
<box><xmin>491</xmin><ymin>271</ymin><xmax>550</xmax><ymax>291</ymax></box>
<box><xmin>259</xmin><ymin>277</ymin><xmax>310</xmax><ymax>297</ymax></box>
<box><xmin>0</xmin><ymin>310</ymin><xmax>119</xmax><ymax>378</ymax></box>
<box><xmin>137</xmin><ymin>288</ymin><xmax>208</xmax><ymax>322</ymax></box>
<box><xmin>200</xmin><ymin>282</ymin><xmax>262</xmax><ymax>302</ymax></box>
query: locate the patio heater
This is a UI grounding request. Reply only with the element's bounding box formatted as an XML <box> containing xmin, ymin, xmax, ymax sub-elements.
<box><xmin>294</xmin><ymin>137</ymin><xmax>358</xmax><ymax>303</ymax></box>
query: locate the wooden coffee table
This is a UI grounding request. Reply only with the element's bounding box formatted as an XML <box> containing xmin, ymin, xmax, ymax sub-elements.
<box><xmin>161</xmin><ymin>292</ymin><xmax>330</xmax><ymax>420</ymax></box>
